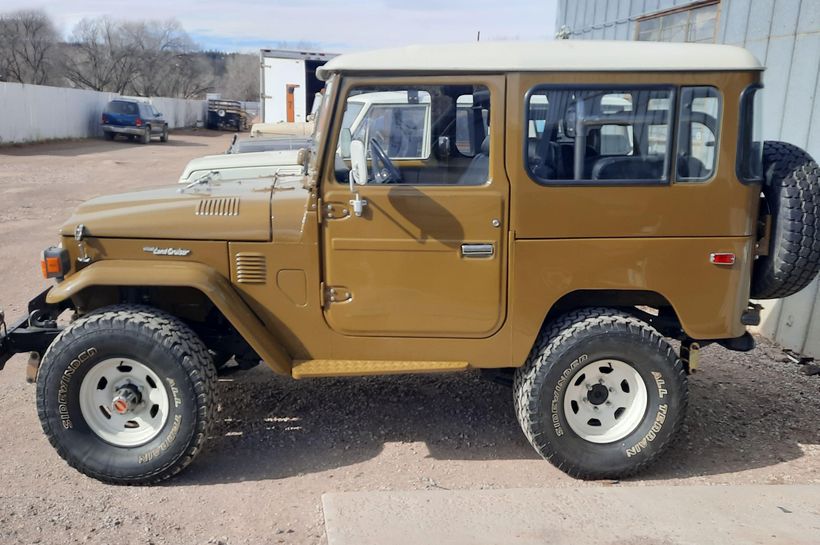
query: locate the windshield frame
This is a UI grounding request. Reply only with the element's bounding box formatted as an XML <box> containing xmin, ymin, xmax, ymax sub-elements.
<box><xmin>306</xmin><ymin>75</ymin><xmax>337</xmax><ymax>185</ymax></box>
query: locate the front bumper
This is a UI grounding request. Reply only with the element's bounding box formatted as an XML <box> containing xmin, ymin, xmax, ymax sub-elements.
<box><xmin>0</xmin><ymin>290</ymin><xmax>66</xmax><ymax>371</ymax></box>
<box><xmin>102</xmin><ymin>125</ymin><xmax>148</xmax><ymax>136</ymax></box>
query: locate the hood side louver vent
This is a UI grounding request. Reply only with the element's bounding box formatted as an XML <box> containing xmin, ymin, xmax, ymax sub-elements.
<box><xmin>197</xmin><ymin>197</ymin><xmax>240</xmax><ymax>216</ymax></box>
<box><xmin>235</xmin><ymin>252</ymin><xmax>267</xmax><ymax>284</ymax></box>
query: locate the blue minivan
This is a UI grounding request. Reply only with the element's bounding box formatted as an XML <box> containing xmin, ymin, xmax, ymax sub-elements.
<box><xmin>101</xmin><ymin>99</ymin><xmax>169</xmax><ymax>144</ymax></box>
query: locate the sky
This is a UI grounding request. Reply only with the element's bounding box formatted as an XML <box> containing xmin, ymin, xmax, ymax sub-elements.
<box><xmin>0</xmin><ymin>0</ymin><xmax>558</xmax><ymax>53</ymax></box>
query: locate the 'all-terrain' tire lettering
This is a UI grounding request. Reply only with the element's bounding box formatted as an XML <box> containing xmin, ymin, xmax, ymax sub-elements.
<box><xmin>57</xmin><ymin>348</ymin><xmax>98</xmax><ymax>429</ymax></box>
<box><xmin>138</xmin><ymin>414</ymin><xmax>182</xmax><ymax>464</ymax></box>
<box><xmin>652</xmin><ymin>371</ymin><xmax>668</xmax><ymax>399</ymax></box>
<box><xmin>166</xmin><ymin>377</ymin><xmax>182</xmax><ymax>407</ymax></box>
<box><xmin>625</xmin><ymin>404</ymin><xmax>668</xmax><ymax>457</ymax></box>
<box><xmin>550</xmin><ymin>354</ymin><xmax>588</xmax><ymax>437</ymax></box>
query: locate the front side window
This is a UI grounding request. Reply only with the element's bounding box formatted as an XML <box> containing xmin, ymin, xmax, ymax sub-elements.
<box><xmin>351</xmin><ymin>101</ymin><xmax>429</xmax><ymax>160</ymax></box>
<box><xmin>335</xmin><ymin>84</ymin><xmax>490</xmax><ymax>185</ymax></box>
<box><xmin>677</xmin><ymin>86</ymin><xmax>721</xmax><ymax>181</ymax></box>
<box><xmin>737</xmin><ymin>84</ymin><xmax>763</xmax><ymax>184</ymax></box>
<box><xmin>526</xmin><ymin>86</ymin><xmax>674</xmax><ymax>185</ymax></box>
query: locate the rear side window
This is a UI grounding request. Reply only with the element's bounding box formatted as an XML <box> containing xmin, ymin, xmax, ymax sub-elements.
<box><xmin>525</xmin><ymin>86</ymin><xmax>674</xmax><ymax>185</ymax></box>
<box><xmin>106</xmin><ymin>101</ymin><xmax>138</xmax><ymax>115</ymax></box>
<box><xmin>676</xmin><ymin>86</ymin><xmax>721</xmax><ymax>182</ymax></box>
<box><xmin>737</xmin><ymin>84</ymin><xmax>763</xmax><ymax>184</ymax></box>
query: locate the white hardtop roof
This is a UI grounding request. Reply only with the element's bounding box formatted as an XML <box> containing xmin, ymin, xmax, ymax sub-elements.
<box><xmin>317</xmin><ymin>41</ymin><xmax>763</xmax><ymax>80</ymax></box>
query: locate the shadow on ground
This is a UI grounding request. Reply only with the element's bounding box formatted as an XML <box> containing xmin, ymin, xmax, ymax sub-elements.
<box><xmin>173</xmin><ymin>344</ymin><xmax>819</xmax><ymax>486</ymax></box>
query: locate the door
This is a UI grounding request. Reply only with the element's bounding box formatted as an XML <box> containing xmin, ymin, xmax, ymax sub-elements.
<box><xmin>321</xmin><ymin>76</ymin><xmax>508</xmax><ymax>338</ymax></box>
<box><xmin>286</xmin><ymin>84</ymin><xmax>299</xmax><ymax>122</ymax></box>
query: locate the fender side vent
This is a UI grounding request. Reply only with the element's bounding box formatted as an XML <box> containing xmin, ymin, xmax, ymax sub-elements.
<box><xmin>197</xmin><ymin>197</ymin><xmax>239</xmax><ymax>216</ymax></box>
<box><xmin>235</xmin><ymin>253</ymin><xmax>266</xmax><ymax>284</ymax></box>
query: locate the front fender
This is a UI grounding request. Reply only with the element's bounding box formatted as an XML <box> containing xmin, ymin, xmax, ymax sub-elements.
<box><xmin>47</xmin><ymin>260</ymin><xmax>291</xmax><ymax>375</ymax></box>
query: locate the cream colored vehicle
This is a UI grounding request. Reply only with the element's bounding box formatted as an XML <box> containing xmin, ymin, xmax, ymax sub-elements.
<box><xmin>180</xmin><ymin>91</ymin><xmax>442</xmax><ymax>184</ymax></box>
<box><xmin>1</xmin><ymin>41</ymin><xmax>818</xmax><ymax>485</ymax></box>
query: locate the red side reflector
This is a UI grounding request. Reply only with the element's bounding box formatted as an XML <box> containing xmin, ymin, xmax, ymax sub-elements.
<box><xmin>710</xmin><ymin>252</ymin><xmax>736</xmax><ymax>266</ymax></box>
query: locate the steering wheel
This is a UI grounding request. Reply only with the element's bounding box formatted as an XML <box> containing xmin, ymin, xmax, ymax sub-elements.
<box><xmin>369</xmin><ymin>138</ymin><xmax>402</xmax><ymax>184</ymax></box>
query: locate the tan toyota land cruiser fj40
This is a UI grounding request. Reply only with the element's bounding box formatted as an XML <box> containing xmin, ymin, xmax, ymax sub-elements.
<box><xmin>1</xmin><ymin>41</ymin><xmax>818</xmax><ymax>484</ymax></box>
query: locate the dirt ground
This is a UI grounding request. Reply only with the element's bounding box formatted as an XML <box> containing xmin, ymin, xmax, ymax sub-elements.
<box><xmin>0</xmin><ymin>132</ymin><xmax>818</xmax><ymax>545</ymax></box>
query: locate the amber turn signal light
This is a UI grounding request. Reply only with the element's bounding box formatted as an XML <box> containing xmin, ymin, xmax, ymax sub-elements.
<box><xmin>40</xmin><ymin>247</ymin><xmax>70</xmax><ymax>280</ymax></box>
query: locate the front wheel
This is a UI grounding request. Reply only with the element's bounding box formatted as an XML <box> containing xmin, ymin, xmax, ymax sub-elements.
<box><xmin>160</xmin><ymin>126</ymin><xmax>169</xmax><ymax>143</ymax></box>
<box><xmin>514</xmin><ymin>308</ymin><xmax>687</xmax><ymax>479</ymax></box>
<box><xmin>36</xmin><ymin>306</ymin><xmax>218</xmax><ymax>484</ymax></box>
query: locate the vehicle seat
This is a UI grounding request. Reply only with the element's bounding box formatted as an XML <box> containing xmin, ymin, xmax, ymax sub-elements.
<box><xmin>457</xmin><ymin>135</ymin><xmax>490</xmax><ymax>185</ymax></box>
<box><xmin>591</xmin><ymin>156</ymin><xmax>665</xmax><ymax>181</ymax></box>
<box><xmin>677</xmin><ymin>155</ymin><xmax>708</xmax><ymax>179</ymax></box>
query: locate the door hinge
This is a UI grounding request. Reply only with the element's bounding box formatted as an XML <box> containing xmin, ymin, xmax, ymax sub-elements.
<box><xmin>322</xmin><ymin>201</ymin><xmax>350</xmax><ymax>220</ymax></box>
<box><xmin>323</xmin><ymin>284</ymin><xmax>352</xmax><ymax>306</ymax></box>
<box><xmin>316</xmin><ymin>197</ymin><xmax>323</xmax><ymax>224</ymax></box>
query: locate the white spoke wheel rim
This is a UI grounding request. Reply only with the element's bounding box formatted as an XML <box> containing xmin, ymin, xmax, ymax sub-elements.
<box><xmin>563</xmin><ymin>359</ymin><xmax>648</xmax><ymax>444</ymax></box>
<box><xmin>79</xmin><ymin>358</ymin><xmax>170</xmax><ymax>447</ymax></box>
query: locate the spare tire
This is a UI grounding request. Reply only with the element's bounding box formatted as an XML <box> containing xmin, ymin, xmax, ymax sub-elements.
<box><xmin>751</xmin><ymin>141</ymin><xmax>820</xmax><ymax>299</ymax></box>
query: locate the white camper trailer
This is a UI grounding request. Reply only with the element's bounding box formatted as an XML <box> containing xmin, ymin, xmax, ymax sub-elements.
<box><xmin>259</xmin><ymin>49</ymin><xmax>337</xmax><ymax>124</ymax></box>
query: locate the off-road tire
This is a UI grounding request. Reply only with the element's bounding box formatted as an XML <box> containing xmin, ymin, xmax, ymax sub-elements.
<box><xmin>513</xmin><ymin>308</ymin><xmax>687</xmax><ymax>479</ymax></box>
<box><xmin>160</xmin><ymin>126</ymin><xmax>169</xmax><ymax>143</ymax></box>
<box><xmin>140</xmin><ymin>128</ymin><xmax>151</xmax><ymax>144</ymax></box>
<box><xmin>751</xmin><ymin>141</ymin><xmax>820</xmax><ymax>299</ymax></box>
<box><xmin>103</xmin><ymin>131</ymin><xmax>114</xmax><ymax>141</ymax></box>
<box><xmin>36</xmin><ymin>305</ymin><xmax>218</xmax><ymax>485</ymax></box>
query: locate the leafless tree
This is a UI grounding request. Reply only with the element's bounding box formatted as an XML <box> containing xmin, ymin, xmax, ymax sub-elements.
<box><xmin>215</xmin><ymin>54</ymin><xmax>259</xmax><ymax>101</ymax></box>
<box><xmin>61</xmin><ymin>17</ymin><xmax>138</xmax><ymax>92</ymax></box>
<box><xmin>0</xmin><ymin>10</ymin><xmax>59</xmax><ymax>85</ymax></box>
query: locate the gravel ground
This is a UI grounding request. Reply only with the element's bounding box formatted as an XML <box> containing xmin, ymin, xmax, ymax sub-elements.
<box><xmin>0</xmin><ymin>133</ymin><xmax>818</xmax><ymax>545</ymax></box>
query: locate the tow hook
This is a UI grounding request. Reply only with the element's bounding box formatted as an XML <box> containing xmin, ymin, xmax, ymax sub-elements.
<box><xmin>741</xmin><ymin>303</ymin><xmax>763</xmax><ymax>326</ymax></box>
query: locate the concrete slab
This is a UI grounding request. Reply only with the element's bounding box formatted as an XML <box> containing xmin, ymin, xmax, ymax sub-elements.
<box><xmin>322</xmin><ymin>485</ymin><xmax>820</xmax><ymax>545</ymax></box>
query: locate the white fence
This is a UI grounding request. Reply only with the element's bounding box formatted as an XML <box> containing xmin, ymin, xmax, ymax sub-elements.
<box><xmin>0</xmin><ymin>82</ymin><xmax>206</xmax><ymax>144</ymax></box>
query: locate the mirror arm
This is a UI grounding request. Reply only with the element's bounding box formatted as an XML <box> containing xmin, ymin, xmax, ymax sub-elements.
<box><xmin>348</xmin><ymin>171</ymin><xmax>367</xmax><ymax>217</ymax></box>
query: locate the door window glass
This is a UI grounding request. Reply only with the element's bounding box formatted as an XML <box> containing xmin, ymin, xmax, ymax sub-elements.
<box><xmin>335</xmin><ymin>84</ymin><xmax>491</xmax><ymax>185</ymax></box>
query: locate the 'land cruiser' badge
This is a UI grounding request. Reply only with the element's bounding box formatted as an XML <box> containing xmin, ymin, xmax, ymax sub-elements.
<box><xmin>143</xmin><ymin>246</ymin><xmax>192</xmax><ymax>257</ymax></box>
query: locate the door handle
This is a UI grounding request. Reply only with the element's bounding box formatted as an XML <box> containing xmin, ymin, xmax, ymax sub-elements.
<box><xmin>461</xmin><ymin>243</ymin><xmax>494</xmax><ymax>258</ymax></box>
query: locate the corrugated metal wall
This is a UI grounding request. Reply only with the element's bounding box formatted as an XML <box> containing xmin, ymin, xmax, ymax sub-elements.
<box><xmin>556</xmin><ymin>0</ymin><xmax>820</xmax><ymax>356</ymax></box>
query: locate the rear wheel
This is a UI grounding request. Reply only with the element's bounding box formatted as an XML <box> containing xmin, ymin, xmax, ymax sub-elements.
<box><xmin>103</xmin><ymin>131</ymin><xmax>114</xmax><ymax>141</ymax></box>
<box><xmin>140</xmin><ymin>128</ymin><xmax>151</xmax><ymax>144</ymax></box>
<box><xmin>514</xmin><ymin>308</ymin><xmax>687</xmax><ymax>479</ymax></box>
<box><xmin>36</xmin><ymin>306</ymin><xmax>218</xmax><ymax>484</ymax></box>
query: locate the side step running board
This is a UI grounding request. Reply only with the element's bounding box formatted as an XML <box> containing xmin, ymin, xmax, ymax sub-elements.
<box><xmin>292</xmin><ymin>359</ymin><xmax>469</xmax><ymax>379</ymax></box>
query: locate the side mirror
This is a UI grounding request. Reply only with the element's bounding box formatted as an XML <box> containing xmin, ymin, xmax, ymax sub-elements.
<box><xmin>156</xmin><ymin>112</ymin><xmax>163</xmax><ymax>117</ymax></box>
<box><xmin>339</xmin><ymin>128</ymin><xmax>352</xmax><ymax>158</ymax></box>
<box><xmin>436</xmin><ymin>136</ymin><xmax>451</xmax><ymax>159</ymax></box>
<box><xmin>349</xmin><ymin>139</ymin><xmax>368</xmax><ymax>186</ymax></box>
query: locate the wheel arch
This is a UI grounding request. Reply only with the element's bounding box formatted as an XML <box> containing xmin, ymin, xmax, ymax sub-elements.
<box><xmin>542</xmin><ymin>289</ymin><xmax>685</xmax><ymax>338</ymax></box>
<box><xmin>45</xmin><ymin>260</ymin><xmax>291</xmax><ymax>375</ymax></box>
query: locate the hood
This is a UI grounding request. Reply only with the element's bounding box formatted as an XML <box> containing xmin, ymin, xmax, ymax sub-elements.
<box><xmin>178</xmin><ymin>149</ymin><xmax>304</xmax><ymax>183</ymax></box>
<box><xmin>60</xmin><ymin>178</ymin><xmax>281</xmax><ymax>242</ymax></box>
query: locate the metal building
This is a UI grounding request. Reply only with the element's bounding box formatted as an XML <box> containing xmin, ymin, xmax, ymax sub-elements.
<box><xmin>555</xmin><ymin>0</ymin><xmax>820</xmax><ymax>357</ymax></box>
